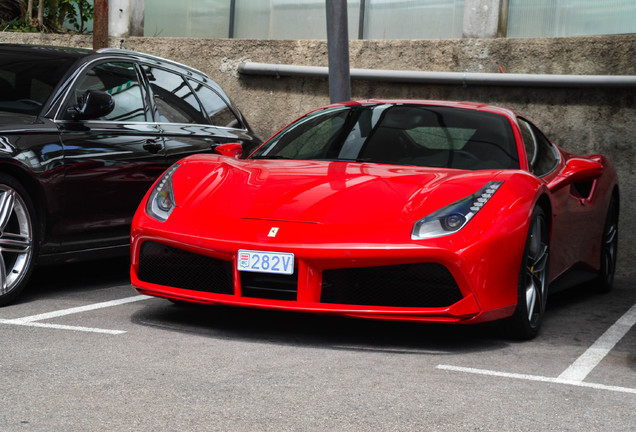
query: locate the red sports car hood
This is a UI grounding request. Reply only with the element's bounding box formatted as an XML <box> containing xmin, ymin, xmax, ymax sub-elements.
<box><xmin>171</xmin><ymin>155</ymin><xmax>502</xmax><ymax>226</ymax></box>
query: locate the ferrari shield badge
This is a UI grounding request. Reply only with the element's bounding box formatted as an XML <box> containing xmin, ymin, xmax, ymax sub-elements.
<box><xmin>268</xmin><ymin>227</ymin><xmax>279</xmax><ymax>238</ymax></box>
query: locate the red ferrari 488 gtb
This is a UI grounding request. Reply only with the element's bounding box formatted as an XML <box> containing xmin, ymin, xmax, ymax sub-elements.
<box><xmin>131</xmin><ymin>100</ymin><xmax>619</xmax><ymax>339</ymax></box>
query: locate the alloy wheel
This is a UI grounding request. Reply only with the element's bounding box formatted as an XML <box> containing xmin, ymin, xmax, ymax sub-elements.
<box><xmin>523</xmin><ymin>214</ymin><xmax>549</xmax><ymax>327</ymax></box>
<box><xmin>0</xmin><ymin>184</ymin><xmax>34</xmax><ymax>298</ymax></box>
<box><xmin>598</xmin><ymin>196</ymin><xmax>618</xmax><ymax>291</ymax></box>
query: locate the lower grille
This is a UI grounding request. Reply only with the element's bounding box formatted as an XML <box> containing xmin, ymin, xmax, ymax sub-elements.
<box><xmin>240</xmin><ymin>271</ymin><xmax>298</xmax><ymax>301</ymax></box>
<box><xmin>138</xmin><ymin>241</ymin><xmax>233</xmax><ymax>294</ymax></box>
<box><xmin>321</xmin><ymin>263</ymin><xmax>462</xmax><ymax>307</ymax></box>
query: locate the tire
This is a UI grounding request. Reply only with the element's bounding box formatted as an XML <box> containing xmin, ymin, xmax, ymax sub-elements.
<box><xmin>506</xmin><ymin>206</ymin><xmax>550</xmax><ymax>340</ymax></box>
<box><xmin>0</xmin><ymin>174</ymin><xmax>37</xmax><ymax>306</ymax></box>
<box><xmin>594</xmin><ymin>194</ymin><xmax>618</xmax><ymax>293</ymax></box>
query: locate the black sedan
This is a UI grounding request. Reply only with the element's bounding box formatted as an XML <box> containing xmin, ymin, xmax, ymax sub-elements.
<box><xmin>0</xmin><ymin>44</ymin><xmax>261</xmax><ymax>305</ymax></box>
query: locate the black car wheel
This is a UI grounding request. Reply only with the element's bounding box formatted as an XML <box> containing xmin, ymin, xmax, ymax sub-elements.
<box><xmin>595</xmin><ymin>195</ymin><xmax>618</xmax><ymax>293</ymax></box>
<box><xmin>506</xmin><ymin>206</ymin><xmax>550</xmax><ymax>340</ymax></box>
<box><xmin>0</xmin><ymin>175</ymin><xmax>37</xmax><ymax>306</ymax></box>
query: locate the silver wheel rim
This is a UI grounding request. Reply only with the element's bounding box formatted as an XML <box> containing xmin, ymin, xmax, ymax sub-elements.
<box><xmin>0</xmin><ymin>185</ymin><xmax>33</xmax><ymax>296</ymax></box>
<box><xmin>524</xmin><ymin>215</ymin><xmax>548</xmax><ymax>326</ymax></box>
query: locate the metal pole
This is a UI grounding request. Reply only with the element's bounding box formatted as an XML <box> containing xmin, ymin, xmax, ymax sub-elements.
<box><xmin>358</xmin><ymin>0</ymin><xmax>366</xmax><ymax>40</ymax></box>
<box><xmin>93</xmin><ymin>0</ymin><xmax>109</xmax><ymax>50</ymax></box>
<box><xmin>229</xmin><ymin>0</ymin><xmax>236</xmax><ymax>38</ymax></box>
<box><xmin>326</xmin><ymin>0</ymin><xmax>351</xmax><ymax>103</ymax></box>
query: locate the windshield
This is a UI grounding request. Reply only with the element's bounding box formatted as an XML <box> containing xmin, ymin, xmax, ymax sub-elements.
<box><xmin>251</xmin><ymin>104</ymin><xmax>519</xmax><ymax>170</ymax></box>
<box><xmin>0</xmin><ymin>51</ymin><xmax>76</xmax><ymax>115</ymax></box>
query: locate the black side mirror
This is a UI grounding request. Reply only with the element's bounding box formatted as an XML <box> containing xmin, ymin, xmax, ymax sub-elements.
<box><xmin>72</xmin><ymin>90</ymin><xmax>115</xmax><ymax>120</ymax></box>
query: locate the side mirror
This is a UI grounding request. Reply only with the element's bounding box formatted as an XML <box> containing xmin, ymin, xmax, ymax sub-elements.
<box><xmin>548</xmin><ymin>158</ymin><xmax>603</xmax><ymax>191</ymax></box>
<box><xmin>73</xmin><ymin>90</ymin><xmax>115</xmax><ymax>120</ymax></box>
<box><xmin>214</xmin><ymin>143</ymin><xmax>243</xmax><ymax>159</ymax></box>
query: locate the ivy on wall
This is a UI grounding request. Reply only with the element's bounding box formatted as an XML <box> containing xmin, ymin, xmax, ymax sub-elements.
<box><xmin>0</xmin><ymin>0</ymin><xmax>93</xmax><ymax>34</ymax></box>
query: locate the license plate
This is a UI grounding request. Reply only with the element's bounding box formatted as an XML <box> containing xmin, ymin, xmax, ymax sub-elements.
<box><xmin>237</xmin><ymin>250</ymin><xmax>294</xmax><ymax>275</ymax></box>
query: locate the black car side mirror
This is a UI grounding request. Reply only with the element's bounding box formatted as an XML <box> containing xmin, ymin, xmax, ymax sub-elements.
<box><xmin>72</xmin><ymin>90</ymin><xmax>115</xmax><ymax>120</ymax></box>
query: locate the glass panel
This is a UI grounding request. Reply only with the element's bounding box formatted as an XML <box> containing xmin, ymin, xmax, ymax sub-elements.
<box><xmin>518</xmin><ymin>118</ymin><xmax>558</xmax><ymax>176</ymax></box>
<box><xmin>253</xmin><ymin>104</ymin><xmax>519</xmax><ymax>170</ymax></box>
<box><xmin>517</xmin><ymin>118</ymin><xmax>536</xmax><ymax>167</ymax></box>
<box><xmin>144</xmin><ymin>0</ymin><xmax>230</xmax><ymax>38</ymax></box>
<box><xmin>508</xmin><ymin>0</ymin><xmax>636</xmax><ymax>37</ymax></box>
<box><xmin>529</xmin><ymin>123</ymin><xmax>558</xmax><ymax>177</ymax></box>
<box><xmin>0</xmin><ymin>52</ymin><xmax>74</xmax><ymax>115</ymax></box>
<box><xmin>145</xmin><ymin>67</ymin><xmax>207</xmax><ymax>124</ymax></box>
<box><xmin>235</xmin><ymin>0</ymin><xmax>360</xmax><ymax>39</ymax></box>
<box><xmin>187</xmin><ymin>78</ymin><xmax>241</xmax><ymax>128</ymax></box>
<box><xmin>71</xmin><ymin>62</ymin><xmax>146</xmax><ymax>122</ymax></box>
<box><xmin>364</xmin><ymin>0</ymin><xmax>465</xmax><ymax>39</ymax></box>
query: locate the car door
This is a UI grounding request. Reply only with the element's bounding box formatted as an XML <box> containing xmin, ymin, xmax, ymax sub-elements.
<box><xmin>56</xmin><ymin>60</ymin><xmax>166</xmax><ymax>250</ymax></box>
<box><xmin>142</xmin><ymin>65</ymin><xmax>260</xmax><ymax>163</ymax></box>
<box><xmin>518</xmin><ymin>117</ymin><xmax>590</xmax><ymax>279</ymax></box>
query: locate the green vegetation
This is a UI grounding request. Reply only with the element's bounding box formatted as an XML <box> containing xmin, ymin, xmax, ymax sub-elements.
<box><xmin>0</xmin><ymin>0</ymin><xmax>94</xmax><ymax>34</ymax></box>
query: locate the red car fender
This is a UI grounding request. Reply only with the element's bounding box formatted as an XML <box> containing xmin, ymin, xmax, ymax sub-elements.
<box><xmin>454</xmin><ymin>171</ymin><xmax>550</xmax><ymax>318</ymax></box>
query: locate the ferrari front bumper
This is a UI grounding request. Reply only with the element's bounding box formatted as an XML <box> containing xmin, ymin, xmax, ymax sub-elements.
<box><xmin>130</xmin><ymin>229</ymin><xmax>519</xmax><ymax>324</ymax></box>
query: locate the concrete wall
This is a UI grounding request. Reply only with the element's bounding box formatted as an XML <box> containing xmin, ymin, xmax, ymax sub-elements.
<box><xmin>1</xmin><ymin>33</ymin><xmax>635</xmax><ymax>275</ymax></box>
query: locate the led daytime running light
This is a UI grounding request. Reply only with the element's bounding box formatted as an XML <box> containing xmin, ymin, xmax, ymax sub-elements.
<box><xmin>469</xmin><ymin>182</ymin><xmax>502</xmax><ymax>213</ymax></box>
<box><xmin>412</xmin><ymin>181</ymin><xmax>504</xmax><ymax>239</ymax></box>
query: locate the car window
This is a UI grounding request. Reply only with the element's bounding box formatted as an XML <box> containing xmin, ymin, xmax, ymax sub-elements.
<box><xmin>186</xmin><ymin>78</ymin><xmax>241</xmax><ymax>128</ymax></box>
<box><xmin>518</xmin><ymin>117</ymin><xmax>559</xmax><ymax>176</ymax></box>
<box><xmin>69</xmin><ymin>61</ymin><xmax>147</xmax><ymax>122</ymax></box>
<box><xmin>0</xmin><ymin>54</ymin><xmax>75</xmax><ymax>115</ymax></box>
<box><xmin>144</xmin><ymin>67</ymin><xmax>207</xmax><ymax>124</ymax></box>
<box><xmin>252</xmin><ymin>104</ymin><xmax>519</xmax><ymax>170</ymax></box>
<box><xmin>518</xmin><ymin>118</ymin><xmax>536</xmax><ymax>165</ymax></box>
<box><xmin>258</xmin><ymin>108</ymin><xmax>350</xmax><ymax>160</ymax></box>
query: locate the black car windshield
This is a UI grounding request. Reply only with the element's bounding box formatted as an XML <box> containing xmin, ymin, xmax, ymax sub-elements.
<box><xmin>0</xmin><ymin>51</ymin><xmax>76</xmax><ymax>115</ymax></box>
<box><xmin>251</xmin><ymin>104</ymin><xmax>520</xmax><ymax>170</ymax></box>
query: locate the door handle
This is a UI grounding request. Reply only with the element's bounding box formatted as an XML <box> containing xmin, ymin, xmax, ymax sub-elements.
<box><xmin>143</xmin><ymin>139</ymin><xmax>162</xmax><ymax>154</ymax></box>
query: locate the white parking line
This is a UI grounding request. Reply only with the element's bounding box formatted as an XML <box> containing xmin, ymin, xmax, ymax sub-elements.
<box><xmin>437</xmin><ymin>365</ymin><xmax>636</xmax><ymax>395</ymax></box>
<box><xmin>0</xmin><ymin>295</ymin><xmax>150</xmax><ymax>334</ymax></box>
<box><xmin>558</xmin><ymin>301</ymin><xmax>636</xmax><ymax>382</ymax></box>
<box><xmin>0</xmin><ymin>320</ymin><xmax>128</xmax><ymax>335</ymax></box>
<box><xmin>438</xmin><ymin>301</ymin><xmax>636</xmax><ymax>395</ymax></box>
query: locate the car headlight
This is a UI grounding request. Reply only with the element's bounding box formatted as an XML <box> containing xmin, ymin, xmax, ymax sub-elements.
<box><xmin>146</xmin><ymin>164</ymin><xmax>180</xmax><ymax>222</ymax></box>
<box><xmin>411</xmin><ymin>181</ymin><xmax>503</xmax><ymax>239</ymax></box>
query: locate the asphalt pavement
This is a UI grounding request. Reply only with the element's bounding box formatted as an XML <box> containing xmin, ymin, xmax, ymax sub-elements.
<box><xmin>1</xmin><ymin>258</ymin><xmax>634</xmax><ymax>431</ymax></box>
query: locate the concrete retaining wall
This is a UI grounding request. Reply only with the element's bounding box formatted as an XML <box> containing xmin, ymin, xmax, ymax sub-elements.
<box><xmin>1</xmin><ymin>33</ymin><xmax>635</xmax><ymax>275</ymax></box>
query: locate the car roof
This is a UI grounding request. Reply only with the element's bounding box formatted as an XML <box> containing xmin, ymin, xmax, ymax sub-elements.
<box><xmin>321</xmin><ymin>99</ymin><xmax>519</xmax><ymax>120</ymax></box>
<box><xmin>0</xmin><ymin>43</ymin><xmax>92</xmax><ymax>60</ymax></box>
<box><xmin>0</xmin><ymin>43</ymin><xmax>212</xmax><ymax>82</ymax></box>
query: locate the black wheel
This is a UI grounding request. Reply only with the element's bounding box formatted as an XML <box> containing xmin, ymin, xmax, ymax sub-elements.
<box><xmin>0</xmin><ymin>175</ymin><xmax>37</xmax><ymax>306</ymax></box>
<box><xmin>594</xmin><ymin>194</ymin><xmax>618</xmax><ymax>293</ymax></box>
<box><xmin>506</xmin><ymin>206</ymin><xmax>550</xmax><ymax>340</ymax></box>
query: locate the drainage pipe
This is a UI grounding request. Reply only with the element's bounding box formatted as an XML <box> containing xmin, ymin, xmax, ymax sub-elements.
<box><xmin>238</xmin><ymin>62</ymin><xmax>636</xmax><ymax>88</ymax></box>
